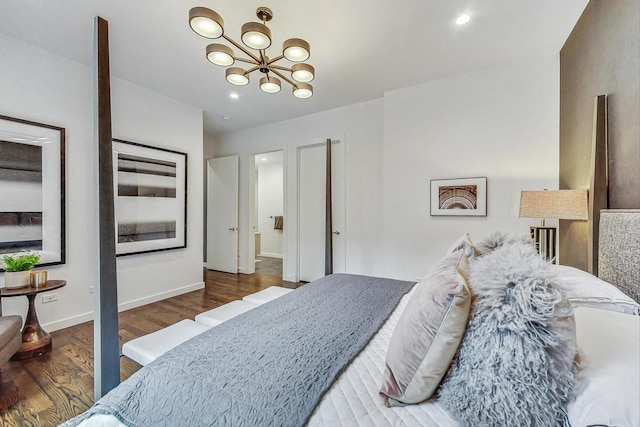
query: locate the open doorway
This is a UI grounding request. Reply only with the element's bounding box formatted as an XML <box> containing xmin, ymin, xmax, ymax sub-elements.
<box><xmin>253</xmin><ymin>151</ymin><xmax>284</xmax><ymax>278</ymax></box>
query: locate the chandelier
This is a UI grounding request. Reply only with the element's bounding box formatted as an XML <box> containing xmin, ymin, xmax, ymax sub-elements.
<box><xmin>188</xmin><ymin>6</ymin><xmax>314</xmax><ymax>99</ymax></box>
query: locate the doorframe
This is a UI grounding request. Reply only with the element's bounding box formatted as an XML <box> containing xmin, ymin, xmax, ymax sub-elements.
<box><xmin>248</xmin><ymin>146</ymin><xmax>287</xmax><ymax>277</ymax></box>
<box><xmin>295</xmin><ymin>136</ymin><xmax>346</xmax><ymax>282</ymax></box>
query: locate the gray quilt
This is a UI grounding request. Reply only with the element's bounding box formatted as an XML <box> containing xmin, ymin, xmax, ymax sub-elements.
<box><xmin>64</xmin><ymin>273</ymin><xmax>414</xmax><ymax>427</ymax></box>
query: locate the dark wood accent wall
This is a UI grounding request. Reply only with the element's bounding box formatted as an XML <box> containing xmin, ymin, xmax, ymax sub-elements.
<box><xmin>559</xmin><ymin>0</ymin><xmax>640</xmax><ymax>270</ymax></box>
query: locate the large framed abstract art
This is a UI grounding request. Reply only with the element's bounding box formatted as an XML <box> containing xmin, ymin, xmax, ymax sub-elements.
<box><xmin>0</xmin><ymin>114</ymin><xmax>66</xmax><ymax>271</ymax></box>
<box><xmin>430</xmin><ymin>177</ymin><xmax>487</xmax><ymax>217</ymax></box>
<box><xmin>113</xmin><ymin>139</ymin><xmax>187</xmax><ymax>256</ymax></box>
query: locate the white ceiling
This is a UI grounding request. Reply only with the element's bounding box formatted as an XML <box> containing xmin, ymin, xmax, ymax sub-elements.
<box><xmin>0</xmin><ymin>1</ymin><xmax>588</xmax><ymax>137</ymax></box>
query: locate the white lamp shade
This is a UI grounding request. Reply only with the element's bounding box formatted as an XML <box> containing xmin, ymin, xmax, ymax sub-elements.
<box><xmin>283</xmin><ymin>38</ymin><xmax>310</xmax><ymax>62</ymax></box>
<box><xmin>293</xmin><ymin>83</ymin><xmax>313</xmax><ymax>98</ymax></box>
<box><xmin>241</xmin><ymin>22</ymin><xmax>272</xmax><ymax>50</ymax></box>
<box><xmin>291</xmin><ymin>63</ymin><xmax>315</xmax><ymax>82</ymax></box>
<box><xmin>189</xmin><ymin>8</ymin><xmax>224</xmax><ymax>39</ymax></box>
<box><xmin>225</xmin><ymin>68</ymin><xmax>249</xmax><ymax>86</ymax></box>
<box><xmin>260</xmin><ymin>76</ymin><xmax>281</xmax><ymax>93</ymax></box>
<box><xmin>206</xmin><ymin>44</ymin><xmax>234</xmax><ymax>66</ymax></box>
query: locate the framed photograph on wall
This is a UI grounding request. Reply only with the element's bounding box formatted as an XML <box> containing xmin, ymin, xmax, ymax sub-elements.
<box><xmin>113</xmin><ymin>139</ymin><xmax>187</xmax><ymax>256</ymax></box>
<box><xmin>0</xmin><ymin>114</ymin><xmax>66</xmax><ymax>271</ymax></box>
<box><xmin>430</xmin><ymin>177</ymin><xmax>487</xmax><ymax>216</ymax></box>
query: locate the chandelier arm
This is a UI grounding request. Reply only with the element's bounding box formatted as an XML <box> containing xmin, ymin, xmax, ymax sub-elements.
<box><xmin>269</xmin><ymin>68</ymin><xmax>296</xmax><ymax>87</ymax></box>
<box><xmin>235</xmin><ymin>57</ymin><xmax>259</xmax><ymax>65</ymax></box>
<box><xmin>222</xmin><ymin>34</ymin><xmax>261</xmax><ymax>63</ymax></box>
<box><xmin>259</xmin><ymin>50</ymin><xmax>268</xmax><ymax>64</ymax></box>
<box><xmin>267</xmin><ymin>55</ymin><xmax>285</xmax><ymax>65</ymax></box>
<box><xmin>269</xmin><ymin>64</ymin><xmax>292</xmax><ymax>72</ymax></box>
<box><xmin>245</xmin><ymin>66</ymin><xmax>260</xmax><ymax>74</ymax></box>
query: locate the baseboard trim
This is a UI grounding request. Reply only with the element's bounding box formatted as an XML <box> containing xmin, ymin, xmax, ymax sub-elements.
<box><xmin>258</xmin><ymin>252</ymin><xmax>283</xmax><ymax>259</ymax></box>
<box><xmin>117</xmin><ymin>282</ymin><xmax>205</xmax><ymax>312</ymax></box>
<box><xmin>44</xmin><ymin>311</ymin><xmax>95</xmax><ymax>332</ymax></box>
<box><xmin>42</xmin><ymin>281</ymin><xmax>205</xmax><ymax>332</ymax></box>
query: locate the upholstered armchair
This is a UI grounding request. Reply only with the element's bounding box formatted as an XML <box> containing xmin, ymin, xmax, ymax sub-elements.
<box><xmin>0</xmin><ymin>309</ymin><xmax>22</xmax><ymax>367</ymax></box>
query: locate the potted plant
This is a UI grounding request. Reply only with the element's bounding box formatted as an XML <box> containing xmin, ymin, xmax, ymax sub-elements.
<box><xmin>2</xmin><ymin>251</ymin><xmax>41</xmax><ymax>289</ymax></box>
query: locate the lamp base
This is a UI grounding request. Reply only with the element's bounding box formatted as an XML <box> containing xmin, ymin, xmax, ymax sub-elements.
<box><xmin>530</xmin><ymin>226</ymin><xmax>556</xmax><ymax>263</ymax></box>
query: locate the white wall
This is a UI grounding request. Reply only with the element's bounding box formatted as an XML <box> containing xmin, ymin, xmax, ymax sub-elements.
<box><xmin>0</xmin><ymin>34</ymin><xmax>204</xmax><ymax>330</ymax></box>
<box><xmin>257</xmin><ymin>161</ymin><xmax>284</xmax><ymax>257</ymax></box>
<box><xmin>211</xmin><ymin>54</ymin><xmax>559</xmax><ymax>282</ymax></box>
<box><xmin>213</xmin><ymin>99</ymin><xmax>383</xmax><ymax>281</ymax></box>
<box><xmin>380</xmin><ymin>56</ymin><xmax>559</xmax><ymax>279</ymax></box>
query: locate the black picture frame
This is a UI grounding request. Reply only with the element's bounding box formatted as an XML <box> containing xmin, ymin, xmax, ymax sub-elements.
<box><xmin>0</xmin><ymin>114</ymin><xmax>66</xmax><ymax>271</ymax></box>
<box><xmin>430</xmin><ymin>177</ymin><xmax>487</xmax><ymax>216</ymax></box>
<box><xmin>113</xmin><ymin>139</ymin><xmax>187</xmax><ymax>256</ymax></box>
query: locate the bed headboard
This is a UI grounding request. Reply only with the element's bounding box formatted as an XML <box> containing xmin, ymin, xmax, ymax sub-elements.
<box><xmin>598</xmin><ymin>209</ymin><xmax>640</xmax><ymax>302</ymax></box>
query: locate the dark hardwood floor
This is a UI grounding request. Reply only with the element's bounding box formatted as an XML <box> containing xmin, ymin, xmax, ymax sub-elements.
<box><xmin>254</xmin><ymin>256</ymin><xmax>283</xmax><ymax>277</ymax></box>
<box><xmin>0</xmin><ymin>269</ymin><xmax>298</xmax><ymax>427</ymax></box>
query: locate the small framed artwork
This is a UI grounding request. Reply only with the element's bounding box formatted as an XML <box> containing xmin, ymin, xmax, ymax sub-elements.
<box><xmin>113</xmin><ymin>139</ymin><xmax>187</xmax><ymax>256</ymax></box>
<box><xmin>430</xmin><ymin>177</ymin><xmax>487</xmax><ymax>216</ymax></box>
<box><xmin>0</xmin><ymin>114</ymin><xmax>66</xmax><ymax>271</ymax></box>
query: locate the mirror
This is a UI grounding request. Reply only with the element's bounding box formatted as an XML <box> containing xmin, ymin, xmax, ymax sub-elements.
<box><xmin>0</xmin><ymin>114</ymin><xmax>65</xmax><ymax>270</ymax></box>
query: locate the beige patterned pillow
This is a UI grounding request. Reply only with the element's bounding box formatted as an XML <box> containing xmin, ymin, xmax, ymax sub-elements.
<box><xmin>446</xmin><ymin>233</ymin><xmax>479</xmax><ymax>259</ymax></box>
<box><xmin>380</xmin><ymin>249</ymin><xmax>471</xmax><ymax>406</ymax></box>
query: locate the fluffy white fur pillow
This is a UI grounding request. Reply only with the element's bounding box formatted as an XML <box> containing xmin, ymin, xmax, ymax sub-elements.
<box><xmin>438</xmin><ymin>241</ymin><xmax>578</xmax><ymax>426</ymax></box>
<box><xmin>474</xmin><ymin>230</ymin><xmax>532</xmax><ymax>256</ymax></box>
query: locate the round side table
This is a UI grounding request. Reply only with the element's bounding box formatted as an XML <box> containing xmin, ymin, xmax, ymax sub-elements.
<box><xmin>0</xmin><ymin>280</ymin><xmax>67</xmax><ymax>360</ymax></box>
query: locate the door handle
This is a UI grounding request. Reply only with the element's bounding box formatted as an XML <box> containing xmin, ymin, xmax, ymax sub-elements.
<box><xmin>228</xmin><ymin>227</ymin><xmax>237</xmax><ymax>231</ymax></box>
<box><xmin>332</xmin><ymin>230</ymin><xmax>340</xmax><ymax>235</ymax></box>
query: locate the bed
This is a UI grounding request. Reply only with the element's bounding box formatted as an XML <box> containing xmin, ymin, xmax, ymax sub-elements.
<box><xmin>62</xmin><ymin>210</ymin><xmax>640</xmax><ymax>427</ymax></box>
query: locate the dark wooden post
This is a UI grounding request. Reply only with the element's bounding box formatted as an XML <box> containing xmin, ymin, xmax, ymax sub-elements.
<box><xmin>588</xmin><ymin>95</ymin><xmax>608</xmax><ymax>275</ymax></box>
<box><xmin>94</xmin><ymin>16</ymin><xmax>120</xmax><ymax>398</ymax></box>
<box><xmin>325</xmin><ymin>138</ymin><xmax>333</xmax><ymax>276</ymax></box>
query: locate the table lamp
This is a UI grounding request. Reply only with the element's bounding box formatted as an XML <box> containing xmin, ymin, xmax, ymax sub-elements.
<box><xmin>511</xmin><ymin>189</ymin><xmax>589</xmax><ymax>263</ymax></box>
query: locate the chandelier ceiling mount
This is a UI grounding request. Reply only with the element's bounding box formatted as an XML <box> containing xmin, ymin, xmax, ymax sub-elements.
<box><xmin>189</xmin><ymin>6</ymin><xmax>314</xmax><ymax>99</ymax></box>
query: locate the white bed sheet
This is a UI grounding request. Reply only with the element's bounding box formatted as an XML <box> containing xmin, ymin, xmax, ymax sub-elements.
<box><xmin>72</xmin><ymin>290</ymin><xmax>639</xmax><ymax>427</ymax></box>
<box><xmin>567</xmin><ymin>307</ymin><xmax>640</xmax><ymax>427</ymax></box>
<box><xmin>308</xmin><ymin>287</ymin><xmax>459</xmax><ymax>426</ymax></box>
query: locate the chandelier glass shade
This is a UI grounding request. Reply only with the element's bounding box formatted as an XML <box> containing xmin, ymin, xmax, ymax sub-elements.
<box><xmin>189</xmin><ymin>6</ymin><xmax>314</xmax><ymax>98</ymax></box>
<box><xmin>260</xmin><ymin>76</ymin><xmax>281</xmax><ymax>93</ymax></box>
<box><xmin>225</xmin><ymin>68</ymin><xmax>250</xmax><ymax>86</ymax></box>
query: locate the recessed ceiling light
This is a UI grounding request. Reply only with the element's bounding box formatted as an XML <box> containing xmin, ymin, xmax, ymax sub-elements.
<box><xmin>456</xmin><ymin>14</ymin><xmax>471</xmax><ymax>25</ymax></box>
<box><xmin>261</xmin><ymin>158</ymin><xmax>267</xmax><ymax>161</ymax></box>
<box><xmin>222</xmin><ymin>115</ymin><xmax>231</xmax><ymax>120</ymax></box>
<box><xmin>230</xmin><ymin>92</ymin><xmax>239</xmax><ymax>99</ymax></box>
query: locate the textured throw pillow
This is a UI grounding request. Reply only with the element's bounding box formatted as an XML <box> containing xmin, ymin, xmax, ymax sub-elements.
<box><xmin>552</xmin><ymin>264</ymin><xmax>640</xmax><ymax>315</ymax></box>
<box><xmin>380</xmin><ymin>249</ymin><xmax>471</xmax><ymax>406</ymax></box>
<box><xmin>438</xmin><ymin>242</ymin><xmax>578</xmax><ymax>427</ymax></box>
<box><xmin>475</xmin><ymin>230</ymin><xmax>532</xmax><ymax>256</ymax></box>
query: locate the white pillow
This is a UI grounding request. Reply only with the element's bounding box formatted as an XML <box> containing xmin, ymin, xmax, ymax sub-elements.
<box><xmin>552</xmin><ymin>264</ymin><xmax>640</xmax><ymax>315</ymax></box>
<box><xmin>568</xmin><ymin>307</ymin><xmax>640</xmax><ymax>427</ymax></box>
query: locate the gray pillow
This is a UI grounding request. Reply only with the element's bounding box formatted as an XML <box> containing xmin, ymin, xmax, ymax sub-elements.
<box><xmin>438</xmin><ymin>242</ymin><xmax>578</xmax><ymax>426</ymax></box>
<box><xmin>380</xmin><ymin>249</ymin><xmax>471</xmax><ymax>406</ymax></box>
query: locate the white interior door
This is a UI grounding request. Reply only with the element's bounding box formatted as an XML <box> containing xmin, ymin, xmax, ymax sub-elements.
<box><xmin>207</xmin><ymin>156</ymin><xmax>238</xmax><ymax>273</ymax></box>
<box><xmin>298</xmin><ymin>141</ymin><xmax>345</xmax><ymax>282</ymax></box>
